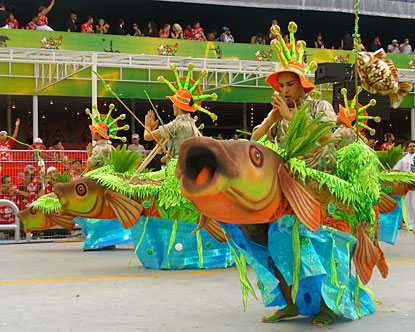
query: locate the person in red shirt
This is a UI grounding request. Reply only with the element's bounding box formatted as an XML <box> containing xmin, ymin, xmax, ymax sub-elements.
<box><xmin>36</xmin><ymin>0</ymin><xmax>54</xmax><ymax>31</ymax></box>
<box><xmin>0</xmin><ymin>118</ymin><xmax>20</xmax><ymax>161</ymax></box>
<box><xmin>28</xmin><ymin>138</ymin><xmax>46</xmax><ymax>161</ymax></box>
<box><xmin>19</xmin><ymin>165</ymin><xmax>41</xmax><ymax>209</ymax></box>
<box><xmin>380</xmin><ymin>132</ymin><xmax>395</xmax><ymax>151</ymax></box>
<box><xmin>190</xmin><ymin>21</ymin><xmax>207</xmax><ymax>41</ymax></box>
<box><xmin>6</xmin><ymin>12</ymin><xmax>18</xmax><ymax>29</ymax></box>
<box><xmin>81</xmin><ymin>16</ymin><xmax>94</xmax><ymax>33</ymax></box>
<box><xmin>0</xmin><ymin>175</ymin><xmax>30</xmax><ymax>224</ymax></box>
<box><xmin>26</xmin><ymin>15</ymin><xmax>37</xmax><ymax>30</ymax></box>
<box><xmin>44</xmin><ymin>166</ymin><xmax>58</xmax><ymax>194</ymax></box>
<box><xmin>183</xmin><ymin>23</ymin><xmax>193</xmax><ymax>40</ymax></box>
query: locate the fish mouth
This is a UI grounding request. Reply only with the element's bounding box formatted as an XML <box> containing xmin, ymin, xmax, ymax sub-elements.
<box><xmin>176</xmin><ymin>137</ymin><xmax>240</xmax><ymax>198</ymax></box>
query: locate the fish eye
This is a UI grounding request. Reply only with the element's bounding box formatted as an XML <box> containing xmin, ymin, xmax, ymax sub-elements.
<box><xmin>29</xmin><ymin>207</ymin><xmax>37</xmax><ymax>215</ymax></box>
<box><xmin>75</xmin><ymin>183</ymin><xmax>87</xmax><ymax>197</ymax></box>
<box><xmin>249</xmin><ymin>145</ymin><xmax>264</xmax><ymax>168</ymax></box>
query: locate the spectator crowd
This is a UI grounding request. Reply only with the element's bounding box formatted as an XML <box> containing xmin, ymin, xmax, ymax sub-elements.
<box><xmin>1</xmin><ymin>2</ymin><xmax>415</xmax><ymax>53</ymax></box>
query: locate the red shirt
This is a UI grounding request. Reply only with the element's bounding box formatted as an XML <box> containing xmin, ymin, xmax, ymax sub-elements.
<box><xmin>26</xmin><ymin>22</ymin><xmax>36</xmax><ymax>30</ymax></box>
<box><xmin>190</xmin><ymin>27</ymin><xmax>204</xmax><ymax>41</ymax></box>
<box><xmin>0</xmin><ymin>189</ymin><xmax>18</xmax><ymax>224</ymax></box>
<box><xmin>0</xmin><ymin>138</ymin><xmax>13</xmax><ymax>161</ymax></box>
<box><xmin>6</xmin><ymin>19</ymin><xmax>19</xmax><ymax>29</ymax></box>
<box><xmin>183</xmin><ymin>29</ymin><xmax>192</xmax><ymax>40</ymax></box>
<box><xmin>380</xmin><ymin>143</ymin><xmax>393</xmax><ymax>151</ymax></box>
<box><xmin>81</xmin><ymin>23</ymin><xmax>94</xmax><ymax>33</ymax></box>
<box><xmin>37</xmin><ymin>13</ymin><xmax>48</xmax><ymax>26</ymax></box>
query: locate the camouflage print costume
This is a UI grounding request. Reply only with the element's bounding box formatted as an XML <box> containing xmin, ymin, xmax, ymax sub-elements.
<box><xmin>159</xmin><ymin>114</ymin><xmax>199</xmax><ymax>163</ymax></box>
<box><xmin>257</xmin><ymin>99</ymin><xmax>343</xmax><ymax>173</ymax></box>
<box><xmin>87</xmin><ymin>139</ymin><xmax>112</xmax><ymax>170</ymax></box>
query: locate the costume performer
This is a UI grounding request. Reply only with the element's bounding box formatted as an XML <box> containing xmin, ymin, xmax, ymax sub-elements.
<box><xmin>144</xmin><ymin>63</ymin><xmax>217</xmax><ymax>164</ymax></box>
<box><xmin>19</xmin><ymin>67</ymin><xmax>234</xmax><ymax>269</ymax></box>
<box><xmin>175</xmin><ymin>22</ymin><xmax>415</xmax><ymax>326</ymax></box>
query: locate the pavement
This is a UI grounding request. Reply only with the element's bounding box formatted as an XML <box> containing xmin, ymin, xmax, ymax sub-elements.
<box><xmin>1</xmin><ymin>232</ymin><xmax>415</xmax><ymax>332</ymax></box>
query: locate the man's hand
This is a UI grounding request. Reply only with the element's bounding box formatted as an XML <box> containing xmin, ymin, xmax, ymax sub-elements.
<box><xmin>15</xmin><ymin>118</ymin><xmax>20</xmax><ymax>127</ymax></box>
<box><xmin>145</xmin><ymin>110</ymin><xmax>159</xmax><ymax>131</ymax></box>
<box><xmin>271</xmin><ymin>93</ymin><xmax>292</xmax><ymax>121</ymax></box>
<box><xmin>86</xmin><ymin>142</ymin><xmax>93</xmax><ymax>156</ymax></box>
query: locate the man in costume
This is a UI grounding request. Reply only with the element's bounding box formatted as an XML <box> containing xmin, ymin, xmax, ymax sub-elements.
<box><xmin>246</xmin><ymin>22</ymin><xmax>373</xmax><ymax>326</ymax></box>
<box><xmin>394</xmin><ymin>140</ymin><xmax>415</xmax><ymax>231</ymax></box>
<box><xmin>86</xmin><ymin>104</ymin><xmax>129</xmax><ymax>170</ymax></box>
<box><xmin>144</xmin><ymin>64</ymin><xmax>217</xmax><ymax>164</ymax></box>
<box><xmin>252</xmin><ymin>24</ymin><xmax>337</xmax><ymax>173</ymax></box>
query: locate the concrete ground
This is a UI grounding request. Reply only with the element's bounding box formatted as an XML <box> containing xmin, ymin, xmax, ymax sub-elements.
<box><xmin>1</xmin><ymin>232</ymin><xmax>415</xmax><ymax>332</ymax></box>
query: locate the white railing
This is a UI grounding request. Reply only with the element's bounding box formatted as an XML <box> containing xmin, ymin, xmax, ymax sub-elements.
<box><xmin>0</xmin><ymin>199</ymin><xmax>20</xmax><ymax>241</ymax></box>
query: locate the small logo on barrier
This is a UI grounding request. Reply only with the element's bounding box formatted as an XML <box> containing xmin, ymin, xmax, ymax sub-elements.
<box><xmin>333</xmin><ymin>54</ymin><xmax>351</xmax><ymax>63</ymax></box>
<box><xmin>40</xmin><ymin>36</ymin><xmax>63</xmax><ymax>50</ymax></box>
<box><xmin>0</xmin><ymin>35</ymin><xmax>10</xmax><ymax>47</ymax></box>
<box><xmin>158</xmin><ymin>43</ymin><xmax>179</xmax><ymax>56</ymax></box>
<box><xmin>254</xmin><ymin>50</ymin><xmax>273</xmax><ymax>61</ymax></box>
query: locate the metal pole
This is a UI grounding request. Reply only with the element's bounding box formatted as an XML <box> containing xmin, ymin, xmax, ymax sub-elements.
<box><xmin>131</xmin><ymin>99</ymin><xmax>136</xmax><ymax>135</ymax></box>
<box><xmin>33</xmin><ymin>95</ymin><xmax>39</xmax><ymax>139</ymax></box>
<box><xmin>6</xmin><ymin>95</ymin><xmax>11</xmax><ymax>134</ymax></box>
<box><xmin>411</xmin><ymin>108</ymin><xmax>415</xmax><ymax>140</ymax></box>
<box><xmin>92</xmin><ymin>53</ymin><xmax>98</xmax><ymax>116</ymax></box>
<box><xmin>242</xmin><ymin>103</ymin><xmax>247</xmax><ymax>139</ymax></box>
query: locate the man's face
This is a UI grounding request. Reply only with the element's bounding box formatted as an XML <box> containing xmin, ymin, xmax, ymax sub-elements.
<box><xmin>91</xmin><ymin>131</ymin><xmax>101</xmax><ymax>141</ymax></box>
<box><xmin>132</xmin><ymin>138</ymin><xmax>139</xmax><ymax>144</ymax></box>
<box><xmin>0</xmin><ymin>133</ymin><xmax>6</xmax><ymax>143</ymax></box>
<box><xmin>271</xmin><ymin>20</ymin><xmax>278</xmax><ymax>25</ymax></box>
<box><xmin>393</xmin><ymin>41</ymin><xmax>398</xmax><ymax>46</ymax></box>
<box><xmin>408</xmin><ymin>142</ymin><xmax>415</xmax><ymax>154</ymax></box>
<box><xmin>375</xmin><ymin>37</ymin><xmax>380</xmax><ymax>43</ymax></box>
<box><xmin>173</xmin><ymin>103</ymin><xmax>180</xmax><ymax>116</ymax></box>
<box><xmin>54</xmin><ymin>142</ymin><xmax>63</xmax><ymax>150</ymax></box>
<box><xmin>72</xmin><ymin>161</ymin><xmax>81</xmax><ymax>172</ymax></box>
<box><xmin>49</xmin><ymin>170</ymin><xmax>58</xmax><ymax>180</ymax></box>
<box><xmin>34</xmin><ymin>142</ymin><xmax>42</xmax><ymax>149</ymax></box>
<box><xmin>405</xmin><ymin>39</ymin><xmax>409</xmax><ymax>45</ymax></box>
<box><xmin>2</xmin><ymin>177</ymin><xmax>12</xmax><ymax>188</ymax></box>
<box><xmin>71</xmin><ymin>14</ymin><xmax>77</xmax><ymax>21</ymax></box>
<box><xmin>89</xmin><ymin>18</ymin><xmax>94</xmax><ymax>25</ymax></box>
<box><xmin>26</xmin><ymin>167</ymin><xmax>36</xmax><ymax>177</ymax></box>
<box><xmin>278</xmin><ymin>72</ymin><xmax>306</xmax><ymax>106</ymax></box>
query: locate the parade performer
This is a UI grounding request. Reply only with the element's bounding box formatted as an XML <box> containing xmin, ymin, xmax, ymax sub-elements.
<box><xmin>19</xmin><ymin>67</ymin><xmax>234</xmax><ymax>269</ymax></box>
<box><xmin>144</xmin><ymin>63</ymin><xmax>217</xmax><ymax>164</ymax></box>
<box><xmin>175</xmin><ymin>21</ymin><xmax>415</xmax><ymax>326</ymax></box>
<box><xmin>86</xmin><ymin>104</ymin><xmax>129</xmax><ymax>170</ymax></box>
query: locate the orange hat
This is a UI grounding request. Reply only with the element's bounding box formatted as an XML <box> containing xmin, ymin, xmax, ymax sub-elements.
<box><xmin>265</xmin><ymin>22</ymin><xmax>317</xmax><ymax>94</ymax></box>
<box><xmin>158</xmin><ymin>63</ymin><xmax>218</xmax><ymax>120</ymax></box>
<box><xmin>89</xmin><ymin>121</ymin><xmax>109</xmax><ymax>139</ymax></box>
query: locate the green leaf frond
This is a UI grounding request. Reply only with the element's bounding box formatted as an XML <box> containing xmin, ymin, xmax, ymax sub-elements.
<box><xmin>375</xmin><ymin>144</ymin><xmax>405</xmax><ymax>170</ymax></box>
<box><xmin>32</xmin><ymin>194</ymin><xmax>62</xmax><ymax>214</ymax></box>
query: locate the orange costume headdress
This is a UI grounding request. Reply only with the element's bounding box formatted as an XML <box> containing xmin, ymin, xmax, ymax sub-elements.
<box><xmin>157</xmin><ymin>64</ymin><xmax>218</xmax><ymax>121</ymax></box>
<box><xmin>86</xmin><ymin>104</ymin><xmax>129</xmax><ymax>142</ymax></box>
<box><xmin>266</xmin><ymin>22</ymin><xmax>317</xmax><ymax>93</ymax></box>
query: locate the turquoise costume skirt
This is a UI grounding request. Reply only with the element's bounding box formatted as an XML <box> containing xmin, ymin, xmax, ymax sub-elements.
<box><xmin>378</xmin><ymin>195</ymin><xmax>402</xmax><ymax>245</ymax></box>
<box><xmin>222</xmin><ymin>215</ymin><xmax>376</xmax><ymax>320</ymax></box>
<box><xmin>130</xmin><ymin>216</ymin><xmax>234</xmax><ymax>270</ymax></box>
<box><xmin>75</xmin><ymin>217</ymin><xmax>132</xmax><ymax>250</ymax></box>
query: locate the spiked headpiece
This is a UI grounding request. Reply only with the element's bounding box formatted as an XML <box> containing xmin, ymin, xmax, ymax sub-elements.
<box><xmin>157</xmin><ymin>64</ymin><xmax>218</xmax><ymax>121</ymax></box>
<box><xmin>266</xmin><ymin>22</ymin><xmax>317</xmax><ymax>93</ymax></box>
<box><xmin>86</xmin><ymin>104</ymin><xmax>129</xmax><ymax>142</ymax></box>
<box><xmin>339</xmin><ymin>87</ymin><xmax>380</xmax><ymax>141</ymax></box>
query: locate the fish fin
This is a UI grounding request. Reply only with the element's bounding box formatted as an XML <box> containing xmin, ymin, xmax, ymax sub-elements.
<box><xmin>377</xmin><ymin>193</ymin><xmax>398</xmax><ymax>214</ymax></box>
<box><xmin>192</xmin><ymin>215</ymin><xmax>230</xmax><ymax>242</ymax></box>
<box><xmin>384</xmin><ymin>60</ymin><xmax>399</xmax><ymax>78</ymax></box>
<box><xmin>390</xmin><ymin>81</ymin><xmax>413</xmax><ymax>109</ymax></box>
<box><xmin>373</xmin><ymin>48</ymin><xmax>386</xmax><ymax>59</ymax></box>
<box><xmin>46</xmin><ymin>214</ymin><xmax>75</xmax><ymax>230</ymax></box>
<box><xmin>278</xmin><ymin>165</ymin><xmax>321</xmax><ymax>231</ymax></box>
<box><xmin>105</xmin><ymin>190</ymin><xmax>143</xmax><ymax>228</ymax></box>
<box><xmin>373</xmin><ymin>238</ymin><xmax>389</xmax><ymax>279</ymax></box>
<box><xmin>354</xmin><ymin>223</ymin><xmax>380</xmax><ymax>285</ymax></box>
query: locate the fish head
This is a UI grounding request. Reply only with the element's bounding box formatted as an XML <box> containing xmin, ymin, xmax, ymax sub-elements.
<box><xmin>17</xmin><ymin>207</ymin><xmax>56</xmax><ymax>233</ymax></box>
<box><xmin>176</xmin><ymin>137</ymin><xmax>284</xmax><ymax>224</ymax></box>
<box><xmin>357</xmin><ymin>52</ymin><xmax>373</xmax><ymax>70</ymax></box>
<box><xmin>54</xmin><ymin>177</ymin><xmax>106</xmax><ymax>218</ymax></box>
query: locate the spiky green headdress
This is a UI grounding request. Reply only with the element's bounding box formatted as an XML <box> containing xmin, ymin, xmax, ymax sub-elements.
<box><xmin>339</xmin><ymin>87</ymin><xmax>380</xmax><ymax>141</ymax></box>
<box><xmin>86</xmin><ymin>104</ymin><xmax>129</xmax><ymax>142</ymax></box>
<box><xmin>157</xmin><ymin>63</ymin><xmax>218</xmax><ymax>121</ymax></box>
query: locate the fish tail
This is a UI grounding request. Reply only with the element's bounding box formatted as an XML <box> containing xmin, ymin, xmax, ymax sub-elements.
<box><xmin>353</xmin><ymin>223</ymin><xmax>380</xmax><ymax>285</ymax></box>
<box><xmin>373</xmin><ymin>238</ymin><xmax>389</xmax><ymax>279</ymax></box>
<box><xmin>390</xmin><ymin>81</ymin><xmax>413</xmax><ymax>109</ymax></box>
